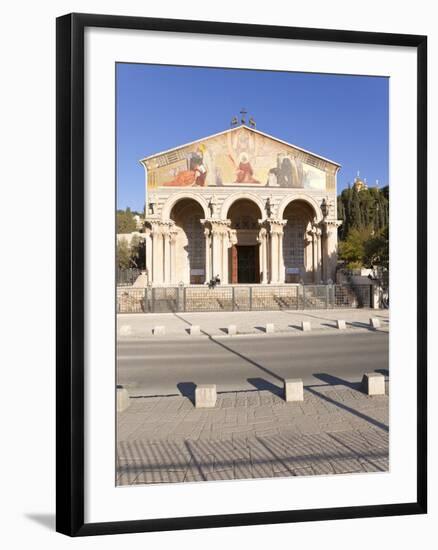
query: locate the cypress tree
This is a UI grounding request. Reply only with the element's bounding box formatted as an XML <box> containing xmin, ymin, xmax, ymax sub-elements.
<box><xmin>337</xmin><ymin>184</ymin><xmax>388</xmax><ymax>240</ymax></box>
<box><xmin>349</xmin><ymin>186</ymin><xmax>363</xmax><ymax>230</ymax></box>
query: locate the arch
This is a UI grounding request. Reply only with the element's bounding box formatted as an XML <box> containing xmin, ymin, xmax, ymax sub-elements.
<box><xmin>169</xmin><ymin>198</ymin><xmax>206</xmax><ymax>285</ymax></box>
<box><xmin>277</xmin><ymin>194</ymin><xmax>323</xmax><ymax>222</ymax></box>
<box><xmin>161</xmin><ymin>192</ymin><xmax>209</xmax><ymax>220</ymax></box>
<box><xmin>220</xmin><ymin>192</ymin><xmax>265</xmax><ymax>220</ymax></box>
<box><xmin>226</xmin><ymin>197</ymin><xmax>263</xmax><ymax>284</ymax></box>
<box><xmin>282</xmin><ymin>198</ymin><xmax>320</xmax><ymax>284</ymax></box>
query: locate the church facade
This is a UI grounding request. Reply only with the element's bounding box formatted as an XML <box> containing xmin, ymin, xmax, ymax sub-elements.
<box><xmin>141</xmin><ymin>125</ymin><xmax>341</xmax><ymax>286</ymax></box>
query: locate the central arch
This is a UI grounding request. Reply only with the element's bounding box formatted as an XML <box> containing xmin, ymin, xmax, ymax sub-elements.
<box><xmin>226</xmin><ymin>198</ymin><xmax>263</xmax><ymax>284</ymax></box>
<box><xmin>220</xmin><ymin>192</ymin><xmax>265</xmax><ymax>220</ymax></box>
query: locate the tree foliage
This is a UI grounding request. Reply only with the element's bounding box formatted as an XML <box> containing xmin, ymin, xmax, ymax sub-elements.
<box><xmin>337</xmin><ymin>185</ymin><xmax>389</xmax><ymax>270</ymax></box>
<box><xmin>117</xmin><ymin>207</ymin><xmax>137</xmax><ymax>234</ymax></box>
<box><xmin>129</xmin><ymin>234</ymin><xmax>145</xmax><ymax>269</ymax></box>
<box><xmin>337</xmin><ymin>185</ymin><xmax>389</xmax><ymax>240</ymax></box>
<box><xmin>116</xmin><ymin>235</ymin><xmax>145</xmax><ymax>270</ymax></box>
<box><xmin>339</xmin><ymin>227</ymin><xmax>371</xmax><ymax>269</ymax></box>
<box><xmin>117</xmin><ymin>238</ymin><xmax>132</xmax><ymax>269</ymax></box>
<box><xmin>364</xmin><ymin>226</ymin><xmax>389</xmax><ymax>271</ymax></box>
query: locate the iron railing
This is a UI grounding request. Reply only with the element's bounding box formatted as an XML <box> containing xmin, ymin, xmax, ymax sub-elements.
<box><xmin>117</xmin><ymin>284</ymin><xmax>373</xmax><ymax>314</ymax></box>
<box><xmin>117</xmin><ymin>268</ymin><xmax>142</xmax><ymax>286</ymax></box>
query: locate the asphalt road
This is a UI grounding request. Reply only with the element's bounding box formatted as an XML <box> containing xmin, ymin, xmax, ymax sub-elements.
<box><xmin>117</xmin><ymin>331</ymin><xmax>389</xmax><ymax>396</ymax></box>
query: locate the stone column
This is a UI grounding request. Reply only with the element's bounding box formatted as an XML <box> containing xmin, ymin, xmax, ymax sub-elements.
<box><xmin>228</xmin><ymin>229</ymin><xmax>238</xmax><ymax>284</ymax></box>
<box><xmin>257</xmin><ymin>226</ymin><xmax>268</xmax><ymax>284</ymax></box>
<box><xmin>150</xmin><ymin>225</ymin><xmax>163</xmax><ymax>284</ymax></box>
<box><xmin>316</xmin><ymin>227</ymin><xmax>322</xmax><ymax>283</ymax></box>
<box><xmin>202</xmin><ymin>219</ymin><xmax>230</xmax><ymax>282</ymax></box>
<box><xmin>308</xmin><ymin>226</ymin><xmax>318</xmax><ymax>283</ymax></box>
<box><xmin>270</xmin><ymin>232</ymin><xmax>278</xmax><ymax>283</ymax></box>
<box><xmin>267</xmin><ymin>220</ymin><xmax>286</xmax><ymax>284</ymax></box>
<box><xmin>222</xmin><ymin>231</ymin><xmax>229</xmax><ymax>284</ymax></box>
<box><xmin>144</xmin><ymin>227</ymin><xmax>152</xmax><ymax>285</ymax></box>
<box><xmin>159</xmin><ymin>220</ymin><xmax>174</xmax><ymax>285</ymax></box>
<box><xmin>203</xmin><ymin>226</ymin><xmax>211</xmax><ymax>283</ymax></box>
<box><xmin>169</xmin><ymin>229</ymin><xmax>178</xmax><ymax>284</ymax></box>
<box><xmin>323</xmin><ymin>220</ymin><xmax>342</xmax><ymax>282</ymax></box>
<box><xmin>211</xmin><ymin>227</ymin><xmax>220</xmax><ymax>280</ymax></box>
<box><xmin>163</xmin><ymin>231</ymin><xmax>171</xmax><ymax>284</ymax></box>
<box><xmin>278</xmin><ymin>229</ymin><xmax>285</xmax><ymax>283</ymax></box>
<box><xmin>147</xmin><ymin>219</ymin><xmax>174</xmax><ymax>285</ymax></box>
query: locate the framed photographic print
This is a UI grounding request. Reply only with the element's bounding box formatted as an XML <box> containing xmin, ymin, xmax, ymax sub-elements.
<box><xmin>56</xmin><ymin>13</ymin><xmax>427</xmax><ymax>536</ymax></box>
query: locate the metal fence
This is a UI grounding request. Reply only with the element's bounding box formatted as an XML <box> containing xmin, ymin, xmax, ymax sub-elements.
<box><xmin>117</xmin><ymin>284</ymin><xmax>372</xmax><ymax>314</ymax></box>
<box><xmin>117</xmin><ymin>268</ymin><xmax>142</xmax><ymax>286</ymax></box>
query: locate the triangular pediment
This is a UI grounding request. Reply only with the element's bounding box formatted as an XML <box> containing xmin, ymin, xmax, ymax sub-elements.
<box><xmin>142</xmin><ymin>125</ymin><xmax>339</xmax><ymax>192</ymax></box>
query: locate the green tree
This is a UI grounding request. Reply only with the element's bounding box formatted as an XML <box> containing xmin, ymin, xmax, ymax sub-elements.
<box><xmin>117</xmin><ymin>207</ymin><xmax>137</xmax><ymax>233</ymax></box>
<box><xmin>364</xmin><ymin>226</ymin><xmax>389</xmax><ymax>271</ymax></box>
<box><xmin>129</xmin><ymin>234</ymin><xmax>145</xmax><ymax>269</ymax></box>
<box><xmin>349</xmin><ymin>186</ymin><xmax>363</xmax><ymax>231</ymax></box>
<box><xmin>117</xmin><ymin>238</ymin><xmax>131</xmax><ymax>269</ymax></box>
<box><xmin>337</xmin><ymin>185</ymin><xmax>388</xmax><ymax>240</ymax></box>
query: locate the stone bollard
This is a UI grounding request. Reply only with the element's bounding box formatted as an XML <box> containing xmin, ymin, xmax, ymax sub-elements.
<box><xmin>336</xmin><ymin>320</ymin><xmax>346</xmax><ymax>330</ymax></box>
<box><xmin>265</xmin><ymin>323</ymin><xmax>275</xmax><ymax>333</ymax></box>
<box><xmin>284</xmin><ymin>379</ymin><xmax>304</xmax><ymax>402</ymax></box>
<box><xmin>119</xmin><ymin>324</ymin><xmax>132</xmax><ymax>336</ymax></box>
<box><xmin>227</xmin><ymin>324</ymin><xmax>237</xmax><ymax>335</ymax></box>
<box><xmin>195</xmin><ymin>384</ymin><xmax>217</xmax><ymax>408</ymax></box>
<box><xmin>301</xmin><ymin>321</ymin><xmax>311</xmax><ymax>332</ymax></box>
<box><xmin>117</xmin><ymin>386</ymin><xmax>130</xmax><ymax>412</ymax></box>
<box><xmin>153</xmin><ymin>325</ymin><xmax>166</xmax><ymax>336</ymax></box>
<box><xmin>189</xmin><ymin>325</ymin><xmax>201</xmax><ymax>336</ymax></box>
<box><xmin>370</xmin><ymin>318</ymin><xmax>381</xmax><ymax>329</ymax></box>
<box><xmin>361</xmin><ymin>373</ymin><xmax>385</xmax><ymax>396</ymax></box>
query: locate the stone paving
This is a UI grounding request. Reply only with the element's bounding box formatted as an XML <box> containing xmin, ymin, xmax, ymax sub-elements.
<box><xmin>117</xmin><ymin>383</ymin><xmax>389</xmax><ymax>485</ymax></box>
<box><xmin>117</xmin><ymin>308</ymin><xmax>389</xmax><ymax>339</ymax></box>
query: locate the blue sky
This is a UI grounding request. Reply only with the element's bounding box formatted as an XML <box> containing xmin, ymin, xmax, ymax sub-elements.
<box><xmin>116</xmin><ymin>63</ymin><xmax>388</xmax><ymax>212</ymax></box>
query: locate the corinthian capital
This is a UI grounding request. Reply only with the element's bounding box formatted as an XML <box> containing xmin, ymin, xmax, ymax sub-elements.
<box><xmin>265</xmin><ymin>218</ymin><xmax>287</xmax><ymax>234</ymax></box>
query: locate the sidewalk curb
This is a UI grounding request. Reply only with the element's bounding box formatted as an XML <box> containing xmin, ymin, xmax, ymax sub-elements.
<box><xmin>117</xmin><ymin>326</ymin><xmax>389</xmax><ymax>343</ymax></box>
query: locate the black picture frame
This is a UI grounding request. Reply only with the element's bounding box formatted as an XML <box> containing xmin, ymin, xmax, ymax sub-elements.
<box><xmin>56</xmin><ymin>12</ymin><xmax>427</xmax><ymax>537</ymax></box>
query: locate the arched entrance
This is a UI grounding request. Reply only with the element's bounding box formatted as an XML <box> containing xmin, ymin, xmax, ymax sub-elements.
<box><xmin>170</xmin><ymin>199</ymin><xmax>206</xmax><ymax>284</ymax></box>
<box><xmin>282</xmin><ymin>200</ymin><xmax>317</xmax><ymax>283</ymax></box>
<box><xmin>227</xmin><ymin>199</ymin><xmax>262</xmax><ymax>284</ymax></box>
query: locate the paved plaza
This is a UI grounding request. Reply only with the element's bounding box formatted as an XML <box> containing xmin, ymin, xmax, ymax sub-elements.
<box><xmin>117</xmin><ymin>382</ymin><xmax>389</xmax><ymax>485</ymax></box>
<box><xmin>117</xmin><ymin>308</ymin><xmax>389</xmax><ymax>486</ymax></box>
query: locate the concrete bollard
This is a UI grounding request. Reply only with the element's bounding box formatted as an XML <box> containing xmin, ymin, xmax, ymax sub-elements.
<box><xmin>284</xmin><ymin>379</ymin><xmax>304</xmax><ymax>402</ymax></box>
<box><xmin>361</xmin><ymin>373</ymin><xmax>385</xmax><ymax>396</ymax></box>
<box><xmin>195</xmin><ymin>384</ymin><xmax>217</xmax><ymax>408</ymax></box>
<box><xmin>227</xmin><ymin>324</ymin><xmax>237</xmax><ymax>335</ymax></box>
<box><xmin>336</xmin><ymin>320</ymin><xmax>346</xmax><ymax>330</ymax></box>
<box><xmin>153</xmin><ymin>325</ymin><xmax>166</xmax><ymax>336</ymax></box>
<box><xmin>189</xmin><ymin>325</ymin><xmax>201</xmax><ymax>336</ymax></box>
<box><xmin>301</xmin><ymin>321</ymin><xmax>311</xmax><ymax>332</ymax></box>
<box><xmin>119</xmin><ymin>324</ymin><xmax>132</xmax><ymax>336</ymax></box>
<box><xmin>265</xmin><ymin>323</ymin><xmax>275</xmax><ymax>333</ymax></box>
<box><xmin>117</xmin><ymin>386</ymin><xmax>130</xmax><ymax>412</ymax></box>
<box><xmin>370</xmin><ymin>317</ymin><xmax>381</xmax><ymax>329</ymax></box>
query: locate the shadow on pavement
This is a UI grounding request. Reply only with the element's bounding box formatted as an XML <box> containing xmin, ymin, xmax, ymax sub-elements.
<box><xmin>309</xmin><ymin>373</ymin><xmax>389</xmax><ymax>433</ymax></box>
<box><xmin>247</xmin><ymin>377</ymin><xmax>283</xmax><ymax>397</ymax></box>
<box><xmin>177</xmin><ymin>382</ymin><xmax>196</xmax><ymax>405</ymax></box>
<box><xmin>313</xmin><ymin>372</ymin><xmax>359</xmax><ymax>390</ymax></box>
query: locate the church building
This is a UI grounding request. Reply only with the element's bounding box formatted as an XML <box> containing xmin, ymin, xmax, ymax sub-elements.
<box><xmin>141</xmin><ymin>120</ymin><xmax>342</xmax><ymax>287</ymax></box>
